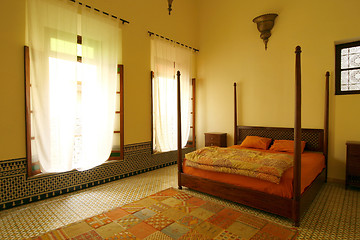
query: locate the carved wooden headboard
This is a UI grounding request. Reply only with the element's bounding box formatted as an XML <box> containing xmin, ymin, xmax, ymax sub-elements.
<box><xmin>236</xmin><ymin>126</ymin><xmax>324</xmax><ymax>152</ymax></box>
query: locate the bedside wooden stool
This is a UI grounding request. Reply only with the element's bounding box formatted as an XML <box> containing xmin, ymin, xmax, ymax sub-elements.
<box><xmin>346</xmin><ymin>141</ymin><xmax>360</xmax><ymax>189</ymax></box>
<box><xmin>204</xmin><ymin>132</ymin><xmax>227</xmax><ymax>147</ymax></box>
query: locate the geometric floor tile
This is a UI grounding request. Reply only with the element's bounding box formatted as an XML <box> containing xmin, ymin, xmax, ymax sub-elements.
<box><xmin>2</xmin><ymin>165</ymin><xmax>359</xmax><ymax>240</ymax></box>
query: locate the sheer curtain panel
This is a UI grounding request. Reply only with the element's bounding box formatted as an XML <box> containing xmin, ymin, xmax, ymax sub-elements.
<box><xmin>151</xmin><ymin>38</ymin><xmax>193</xmax><ymax>152</ymax></box>
<box><xmin>27</xmin><ymin>0</ymin><xmax>119</xmax><ymax>173</ymax></box>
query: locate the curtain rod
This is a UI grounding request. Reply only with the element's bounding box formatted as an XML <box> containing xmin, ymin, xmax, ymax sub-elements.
<box><xmin>148</xmin><ymin>31</ymin><xmax>199</xmax><ymax>52</ymax></box>
<box><xmin>69</xmin><ymin>0</ymin><xmax>130</xmax><ymax>24</ymax></box>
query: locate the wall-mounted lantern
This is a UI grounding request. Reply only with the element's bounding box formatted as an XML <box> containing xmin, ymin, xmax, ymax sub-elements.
<box><xmin>253</xmin><ymin>13</ymin><xmax>278</xmax><ymax>50</ymax></box>
<box><xmin>168</xmin><ymin>0</ymin><xmax>174</xmax><ymax>15</ymax></box>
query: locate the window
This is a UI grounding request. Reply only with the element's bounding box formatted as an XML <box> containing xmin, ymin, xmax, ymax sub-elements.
<box><xmin>109</xmin><ymin>64</ymin><xmax>124</xmax><ymax>161</ymax></box>
<box><xmin>335</xmin><ymin>41</ymin><xmax>360</xmax><ymax>95</ymax></box>
<box><xmin>25</xmin><ymin>0</ymin><xmax>122</xmax><ymax>175</ymax></box>
<box><xmin>150</xmin><ymin>37</ymin><xmax>196</xmax><ymax>153</ymax></box>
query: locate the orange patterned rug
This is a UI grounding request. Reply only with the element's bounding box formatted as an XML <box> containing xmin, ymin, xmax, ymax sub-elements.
<box><xmin>27</xmin><ymin>188</ymin><xmax>298</xmax><ymax>239</ymax></box>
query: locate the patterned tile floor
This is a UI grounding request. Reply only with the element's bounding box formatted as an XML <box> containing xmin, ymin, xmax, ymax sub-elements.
<box><xmin>0</xmin><ymin>165</ymin><xmax>359</xmax><ymax>239</ymax></box>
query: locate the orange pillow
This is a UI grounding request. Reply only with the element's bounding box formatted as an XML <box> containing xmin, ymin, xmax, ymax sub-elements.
<box><xmin>269</xmin><ymin>140</ymin><xmax>306</xmax><ymax>153</ymax></box>
<box><xmin>240</xmin><ymin>136</ymin><xmax>272</xmax><ymax>150</ymax></box>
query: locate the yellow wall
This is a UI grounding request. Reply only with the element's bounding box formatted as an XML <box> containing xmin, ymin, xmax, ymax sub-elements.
<box><xmin>0</xmin><ymin>0</ymin><xmax>198</xmax><ymax>159</ymax></box>
<box><xmin>1</xmin><ymin>0</ymin><xmax>359</xmax><ymax>181</ymax></box>
<box><xmin>196</xmin><ymin>0</ymin><xmax>360</xmax><ymax>180</ymax></box>
<box><xmin>0</xmin><ymin>1</ymin><xmax>26</xmax><ymax>160</ymax></box>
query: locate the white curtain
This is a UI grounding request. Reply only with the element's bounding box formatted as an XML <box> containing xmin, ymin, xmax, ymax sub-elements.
<box><xmin>75</xmin><ymin>7</ymin><xmax>118</xmax><ymax>171</ymax></box>
<box><xmin>27</xmin><ymin>0</ymin><xmax>119</xmax><ymax>173</ymax></box>
<box><xmin>151</xmin><ymin>38</ymin><xmax>193</xmax><ymax>152</ymax></box>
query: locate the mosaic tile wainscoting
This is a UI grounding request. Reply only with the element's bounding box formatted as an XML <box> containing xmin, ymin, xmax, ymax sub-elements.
<box><xmin>0</xmin><ymin>142</ymin><xmax>195</xmax><ymax>211</ymax></box>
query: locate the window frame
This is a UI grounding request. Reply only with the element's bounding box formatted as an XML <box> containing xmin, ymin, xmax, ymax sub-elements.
<box><xmin>150</xmin><ymin>71</ymin><xmax>196</xmax><ymax>154</ymax></box>
<box><xmin>335</xmin><ymin>40</ymin><xmax>360</xmax><ymax>95</ymax></box>
<box><xmin>108</xmin><ymin>64</ymin><xmax>124</xmax><ymax>161</ymax></box>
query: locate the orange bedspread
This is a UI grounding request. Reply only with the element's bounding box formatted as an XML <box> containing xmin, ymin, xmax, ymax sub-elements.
<box><xmin>183</xmin><ymin>146</ymin><xmax>325</xmax><ymax>199</ymax></box>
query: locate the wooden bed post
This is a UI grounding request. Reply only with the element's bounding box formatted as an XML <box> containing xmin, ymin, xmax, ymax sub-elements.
<box><xmin>24</xmin><ymin>46</ymin><xmax>33</xmax><ymax>177</ymax></box>
<box><xmin>119</xmin><ymin>65</ymin><xmax>125</xmax><ymax>160</ymax></box>
<box><xmin>192</xmin><ymin>78</ymin><xmax>196</xmax><ymax>148</ymax></box>
<box><xmin>324</xmin><ymin>72</ymin><xmax>330</xmax><ymax>182</ymax></box>
<box><xmin>177</xmin><ymin>70</ymin><xmax>183</xmax><ymax>190</ymax></box>
<box><xmin>293</xmin><ymin>46</ymin><xmax>302</xmax><ymax>226</ymax></box>
<box><xmin>234</xmin><ymin>83</ymin><xmax>238</xmax><ymax>145</ymax></box>
<box><xmin>150</xmin><ymin>71</ymin><xmax>154</xmax><ymax>154</ymax></box>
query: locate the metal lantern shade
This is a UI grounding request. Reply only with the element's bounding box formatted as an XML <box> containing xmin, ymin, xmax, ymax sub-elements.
<box><xmin>253</xmin><ymin>13</ymin><xmax>278</xmax><ymax>50</ymax></box>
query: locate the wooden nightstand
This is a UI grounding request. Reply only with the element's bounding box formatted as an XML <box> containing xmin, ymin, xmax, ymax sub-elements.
<box><xmin>205</xmin><ymin>132</ymin><xmax>227</xmax><ymax>147</ymax></box>
<box><xmin>346</xmin><ymin>141</ymin><xmax>360</xmax><ymax>188</ymax></box>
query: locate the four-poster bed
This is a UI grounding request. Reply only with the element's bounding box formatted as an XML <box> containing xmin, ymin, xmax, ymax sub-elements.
<box><xmin>176</xmin><ymin>46</ymin><xmax>330</xmax><ymax>226</ymax></box>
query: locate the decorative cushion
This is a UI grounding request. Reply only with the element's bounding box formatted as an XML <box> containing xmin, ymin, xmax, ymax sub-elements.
<box><xmin>269</xmin><ymin>140</ymin><xmax>306</xmax><ymax>153</ymax></box>
<box><xmin>240</xmin><ymin>136</ymin><xmax>272</xmax><ymax>150</ymax></box>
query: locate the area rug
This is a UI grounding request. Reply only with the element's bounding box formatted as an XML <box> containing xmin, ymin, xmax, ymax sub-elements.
<box><xmin>27</xmin><ymin>188</ymin><xmax>298</xmax><ymax>239</ymax></box>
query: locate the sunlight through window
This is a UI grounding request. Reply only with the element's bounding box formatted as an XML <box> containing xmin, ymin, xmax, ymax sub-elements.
<box><xmin>48</xmin><ymin>55</ymin><xmax>98</xmax><ymax>167</ymax></box>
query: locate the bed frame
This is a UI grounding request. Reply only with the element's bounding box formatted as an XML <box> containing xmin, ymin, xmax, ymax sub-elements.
<box><xmin>176</xmin><ymin>46</ymin><xmax>330</xmax><ymax>226</ymax></box>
